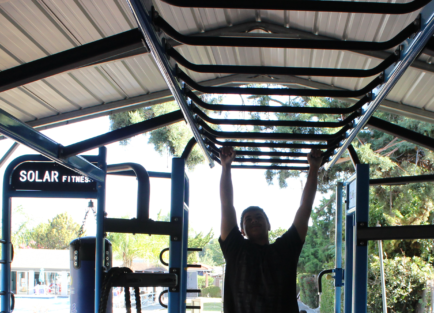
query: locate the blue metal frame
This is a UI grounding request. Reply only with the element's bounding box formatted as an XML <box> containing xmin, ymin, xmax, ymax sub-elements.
<box><xmin>95</xmin><ymin>147</ymin><xmax>107</xmax><ymax>313</ymax></box>
<box><xmin>1</xmin><ymin>153</ymin><xmax>101</xmax><ymax>313</ymax></box>
<box><xmin>344</xmin><ymin>196</ymin><xmax>354</xmax><ymax>313</ymax></box>
<box><xmin>326</xmin><ymin>1</ymin><xmax>434</xmax><ymax>169</ymax></box>
<box><xmin>0</xmin><ymin>108</ymin><xmax>105</xmax><ymax>182</ymax></box>
<box><xmin>169</xmin><ymin>158</ymin><xmax>189</xmax><ymax>313</ymax></box>
<box><xmin>344</xmin><ymin>165</ymin><xmax>370</xmax><ymax>313</ymax></box>
<box><xmin>125</xmin><ymin>0</ymin><xmax>214</xmax><ymax>168</ymax></box>
<box><xmin>334</xmin><ymin>182</ymin><xmax>344</xmax><ymax>313</ymax></box>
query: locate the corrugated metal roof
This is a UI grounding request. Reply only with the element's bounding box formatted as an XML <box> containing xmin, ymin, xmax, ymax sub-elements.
<box><xmin>0</xmin><ymin>0</ymin><xmax>433</xmax><ymax>129</ymax></box>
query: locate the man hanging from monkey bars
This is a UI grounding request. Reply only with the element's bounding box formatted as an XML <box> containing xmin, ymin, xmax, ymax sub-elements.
<box><xmin>219</xmin><ymin>147</ymin><xmax>323</xmax><ymax>313</ymax></box>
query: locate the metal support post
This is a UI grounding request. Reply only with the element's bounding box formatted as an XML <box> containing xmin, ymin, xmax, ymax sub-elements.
<box><xmin>344</xmin><ymin>212</ymin><xmax>354</xmax><ymax>313</ymax></box>
<box><xmin>335</xmin><ymin>182</ymin><xmax>344</xmax><ymax>313</ymax></box>
<box><xmin>181</xmin><ymin>188</ymin><xmax>189</xmax><ymax>311</ymax></box>
<box><xmin>1</xmin><ymin>176</ymin><xmax>12</xmax><ymax>312</ymax></box>
<box><xmin>0</xmin><ymin>142</ymin><xmax>19</xmax><ymax>169</ymax></box>
<box><xmin>169</xmin><ymin>158</ymin><xmax>187</xmax><ymax>313</ymax></box>
<box><xmin>353</xmin><ymin>164</ymin><xmax>370</xmax><ymax>313</ymax></box>
<box><xmin>0</xmin><ymin>108</ymin><xmax>105</xmax><ymax>182</ymax></box>
<box><xmin>377</xmin><ymin>223</ymin><xmax>387</xmax><ymax>313</ymax></box>
<box><xmin>95</xmin><ymin>147</ymin><xmax>107</xmax><ymax>313</ymax></box>
<box><xmin>344</xmin><ymin>180</ymin><xmax>354</xmax><ymax>313</ymax></box>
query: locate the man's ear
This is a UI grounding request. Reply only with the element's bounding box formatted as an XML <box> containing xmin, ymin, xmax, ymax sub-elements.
<box><xmin>241</xmin><ymin>228</ymin><xmax>246</xmax><ymax>237</ymax></box>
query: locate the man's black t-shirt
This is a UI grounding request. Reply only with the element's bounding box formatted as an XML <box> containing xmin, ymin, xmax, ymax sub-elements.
<box><xmin>219</xmin><ymin>224</ymin><xmax>303</xmax><ymax>313</ymax></box>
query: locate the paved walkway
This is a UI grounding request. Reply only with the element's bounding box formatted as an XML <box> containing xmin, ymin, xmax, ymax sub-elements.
<box><xmin>298</xmin><ymin>300</ymin><xmax>320</xmax><ymax>313</ymax></box>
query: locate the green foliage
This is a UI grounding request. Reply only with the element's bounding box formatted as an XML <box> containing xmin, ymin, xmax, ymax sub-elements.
<box><xmin>10</xmin><ymin>206</ymin><xmax>33</xmax><ymax>249</ymax></box>
<box><xmin>187</xmin><ymin>229</ymin><xmax>214</xmax><ymax>264</ymax></box>
<box><xmin>368</xmin><ymin>255</ymin><xmax>432</xmax><ymax>313</ymax></box>
<box><xmin>299</xmin><ymin>274</ymin><xmax>318</xmax><ymax>308</ymax></box>
<box><xmin>198</xmin><ymin>275</ymin><xmax>215</xmax><ymax>289</ymax></box>
<box><xmin>201</xmin><ymin>285</ymin><xmax>221</xmax><ymax>298</ymax></box>
<box><xmin>268</xmin><ymin>227</ymin><xmax>287</xmax><ymax>243</ymax></box>
<box><xmin>199</xmin><ymin>238</ymin><xmax>225</xmax><ymax>266</ymax></box>
<box><xmin>109</xmin><ymin>95</ymin><xmax>222</xmax><ymax>170</ymax></box>
<box><xmin>27</xmin><ymin>213</ymin><xmax>81</xmax><ymax>249</ymax></box>
<box><xmin>108</xmin><ymin>211</ymin><xmax>169</xmax><ymax>267</ymax></box>
<box><xmin>107</xmin><ymin>231</ymin><xmax>168</xmax><ymax>268</ymax></box>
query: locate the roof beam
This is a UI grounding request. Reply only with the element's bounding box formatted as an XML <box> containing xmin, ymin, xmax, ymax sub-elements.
<box><xmin>0</xmin><ymin>29</ymin><xmax>144</xmax><ymax>93</ymax></box>
<box><xmin>89</xmin><ymin>21</ymin><xmax>434</xmax><ymax>74</ymax></box>
<box><xmin>14</xmin><ymin>73</ymin><xmax>434</xmax><ymax>135</ymax></box>
<box><xmin>0</xmin><ymin>107</ymin><xmax>105</xmax><ymax>182</ymax></box>
<box><xmin>367</xmin><ymin>116</ymin><xmax>434</xmax><ymax>151</ymax></box>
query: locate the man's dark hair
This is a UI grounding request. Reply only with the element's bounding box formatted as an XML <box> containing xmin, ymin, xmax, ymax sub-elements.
<box><xmin>240</xmin><ymin>206</ymin><xmax>270</xmax><ymax>230</ymax></box>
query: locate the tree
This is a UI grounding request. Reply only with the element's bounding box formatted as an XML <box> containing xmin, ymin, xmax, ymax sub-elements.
<box><xmin>187</xmin><ymin>229</ymin><xmax>214</xmax><ymax>264</ymax></box>
<box><xmin>269</xmin><ymin>227</ymin><xmax>287</xmax><ymax>243</ymax></box>
<box><xmin>199</xmin><ymin>238</ymin><xmax>225</xmax><ymax>266</ymax></box>
<box><xmin>108</xmin><ymin>231</ymin><xmax>168</xmax><ymax>268</ymax></box>
<box><xmin>28</xmin><ymin>213</ymin><xmax>81</xmax><ymax>249</ymax></box>
<box><xmin>10</xmin><ymin>205</ymin><xmax>32</xmax><ymax>250</ymax></box>
<box><xmin>108</xmin><ymin>211</ymin><xmax>169</xmax><ymax>267</ymax></box>
<box><xmin>109</xmin><ymin>95</ymin><xmax>222</xmax><ymax>170</ymax></box>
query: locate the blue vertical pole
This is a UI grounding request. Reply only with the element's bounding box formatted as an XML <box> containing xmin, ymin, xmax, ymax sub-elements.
<box><xmin>169</xmin><ymin>158</ymin><xmax>186</xmax><ymax>313</ymax></box>
<box><xmin>353</xmin><ymin>164</ymin><xmax>369</xmax><ymax>313</ymax></box>
<box><xmin>1</xmin><ymin>190</ymin><xmax>11</xmax><ymax>312</ymax></box>
<box><xmin>335</xmin><ymin>182</ymin><xmax>343</xmax><ymax>313</ymax></box>
<box><xmin>181</xmin><ymin>176</ymin><xmax>190</xmax><ymax>311</ymax></box>
<box><xmin>95</xmin><ymin>147</ymin><xmax>107</xmax><ymax>313</ymax></box>
<box><xmin>344</xmin><ymin>185</ymin><xmax>354</xmax><ymax>313</ymax></box>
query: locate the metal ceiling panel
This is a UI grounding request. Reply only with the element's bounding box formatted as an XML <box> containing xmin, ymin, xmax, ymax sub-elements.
<box><xmin>0</xmin><ymin>0</ymin><xmax>433</xmax><ymax>132</ymax></box>
<box><xmin>69</xmin><ymin>66</ymin><xmax>126</xmax><ymax>103</ymax></box>
<box><xmin>0</xmin><ymin>47</ymin><xmax>20</xmax><ymax>71</ymax></box>
<box><xmin>43</xmin><ymin>73</ymin><xmax>100</xmax><ymax>109</ymax></box>
<box><xmin>0</xmin><ymin>96</ymin><xmax>32</xmax><ymax>121</ymax></box>
<box><xmin>1</xmin><ymin>0</ymin><xmax>76</xmax><ymax>55</ymax></box>
<box><xmin>121</xmin><ymin>54</ymin><xmax>169</xmax><ymax>93</ymax></box>
<box><xmin>23</xmin><ymin>80</ymin><xmax>81</xmax><ymax>113</ymax></box>
<box><xmin>0</xmin><ymin>88</ymin><xmax>58</xmax><ymax>119</ymax></box>
<box><xmin>100</xmin><ymin>61</ymin><xmax>149</xmax><ymax>98</ymax></box>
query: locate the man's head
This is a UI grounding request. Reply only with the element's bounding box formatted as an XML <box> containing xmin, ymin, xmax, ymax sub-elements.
<box><xmin>240</xmin><ymin>206</ymin><xmax>270</xmax><ymax>244</ymax></box>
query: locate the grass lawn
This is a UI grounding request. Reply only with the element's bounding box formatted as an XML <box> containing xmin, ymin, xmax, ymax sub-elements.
<box><xmin>186</xmin><ymin>298</ymin><xmax>223</xmax><ymax>312</ymax></box>
<box><xmin>203</xmin><ymin>302</ymin><xmax>223</xmax><ymax>311</ymax></box>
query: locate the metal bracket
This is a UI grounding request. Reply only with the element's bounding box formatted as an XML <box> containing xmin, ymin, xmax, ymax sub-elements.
<box><xmin>170</xmin><ymin>216</ymin><xmax>182</xmax><ymax>241</ymax></box>
<box><xmin>357</xmin><ymin>222</ymin><xmax>368</xmax><ymax>246</ymax></box>
<box><xmin>169</xmin><ymin>268</ymin><xmax>180</xmax><ymax>292</ymax></box>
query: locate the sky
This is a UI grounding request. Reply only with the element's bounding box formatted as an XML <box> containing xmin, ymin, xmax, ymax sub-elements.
<box><xmin>0</xmin><ymin>95</ymin><xmax>325</xmax><ymax>240</ymax></box>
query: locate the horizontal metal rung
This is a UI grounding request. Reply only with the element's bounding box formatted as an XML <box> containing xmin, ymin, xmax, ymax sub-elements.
<box><xmin>198</xmin><ymin>120</ymin><xmax>349</xmax><ymax>141</ymax></box>
<box><xmin>204</xmin><ymin>137</ymin><xmax>336</xmax><ymax>149</ymax></box>
<box><xmin>188</xmin><ymin>91</ymin><xmax>370</xmax><ymax>114</ymax></box>
<box><xmin>155</xmin><ymin>14</ymin><xmax>418</xmax><ymax>50</ymax></box>
<box><xmin>234</xmin><ymin>158</ymin><xmax>307</xmax><ymax>164</ymax></box>
<box><xmin>358</xmin><ymin>225</ymin><xmax>434</xmax><ymax>241</ymax></box>
<box><xmin>159</xmin><ymin>0</ymin><xmax>429</xmax><ymax>14</ymax></box>
<box><xmin>193</xmin><ymin>106</ymin><xmax>359</xmax><ymax>128</ymax></box>
<box><xmin>170</xmin><ymin>48</ymin><xmax>399</xmax><ymax>77</ymax></box>
<box><xmin>104</xmin><ymin>218</ymin><xmax>182</xmax><ymax>236</ymax></box>
<box><xmin>180</xmin><ymin>70</ymin><xmax>383</xmax><ymax>97</ymax></box>
<box><xmin>111</xmin><ymin>273</ymin><xmax>177</xmax><ymax>287</ymax></box>
<box><xmin>207</xmin><ymin>145</ymin><xmax>309</xmax><ymax>157</ymax></box>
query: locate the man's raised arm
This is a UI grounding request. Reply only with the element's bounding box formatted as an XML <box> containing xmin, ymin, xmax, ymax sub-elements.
<box><xmin>220</xmin><ymin>147</ymin><xmax>237</xmax><ymax>241</ymax></box>
<box><xmin>293</xmin><ymin>149</ymin><xmax>323</xmax><ymax>242</ymax></box>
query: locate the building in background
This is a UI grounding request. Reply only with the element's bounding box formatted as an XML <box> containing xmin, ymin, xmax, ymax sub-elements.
<box><xmin>11</xmin><ymin>249</ymin><xmax>69</xmax><ymax>296</ymax></box>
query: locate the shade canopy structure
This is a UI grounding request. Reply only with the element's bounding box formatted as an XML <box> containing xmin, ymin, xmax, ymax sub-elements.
<box><xmin>0</xmin><ymin>0</ymin><xmax>434</xmax><ymax>171</ymax></box>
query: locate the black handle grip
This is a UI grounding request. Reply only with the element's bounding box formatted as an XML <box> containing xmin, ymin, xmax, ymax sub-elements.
<box><xmin>159</xmin><ymin>290</ymin><xmax>168</xmax><ymax>308</ymax></box>
<box><xmin>10</xmin><ymin>293</ymin><xmax>14</xmax><ymax>312</ymax></box>
<box><xmin>318</xmin><ymin>269</ymin><xmax>334</xmax><ymax>294</ymax></box>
